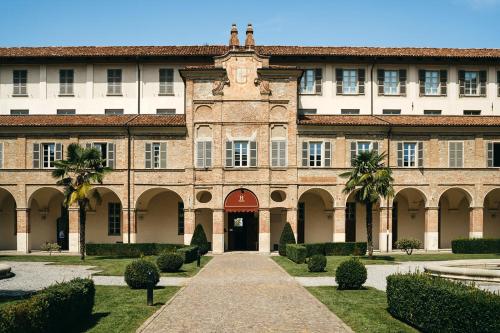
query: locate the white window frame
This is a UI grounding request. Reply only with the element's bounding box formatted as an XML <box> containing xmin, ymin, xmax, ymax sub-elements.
<box><xmin>487</xmin><ymin>141</ymin><xmax>500</xmax><ymax>168</ymax></box>
<box><xmin>384</xmin><ymin>70</ymin><xmax>399</xmax><ymax>95</ymax></box>
<box><xmin>270</xmin><ymin>139</ymin><xmax>287</xmax><ymax>168</ymax></box>
<box><xmin>342</xmin><ymin>69</ymin><xmax>358</xmax><ymax>94</ymax></box>
<box><xmin>356</xmin><ymin>141</ymin><xmax>373</xmax><ymax>154</ymax></box>
<box><xmin>402</xmin><ymin>142</ymin><xmax>418</xmax><ymax>168</ymax></box>
<box><xmin>196</xmin><ymin>140</ymin><xmax>212</xmax><ymax>169</ymax></box>
<box><xmin>107</xmin><ymin>202</ymin><xmax>121</xmax><ymax>236</ymax></box>
<box><xmin>299</xmin><ymin>69</ymin><xmax>316</xmax><ymax>95</ymax></box>
<box><xmin>42</xmin><ymin>143</ymin><xmax>56</xmax><ymax>169</ymax></box>
<box><xmin>152</xmin><ymin>142</ymin><xmax>161</xmax><ymax>169</ymax></box>
<box><xmin>424</xmin><ymin>70</ymin><xmax>440</xmax><ymax>96</ymax></box>
<box><xmin>308</xmin><ymin>141</ymin><xmax>323</xmax><ymax>167</ymax></box>
<box><xmin>13</xmin><ymin>70</ymin><xmax>27</xmax><ymax>96</ymax></box>
<box><xmin>59</xmin><ymin>69</ymin><xmax>74</xmax><ymax>96</ymax></box>
<box><xmin>448</xmin><ymin>141</ymin><xmax>464</xmax><ymax>168</ymax></box>
<box><xmin>234</xmin><ymin>141</ymin><xmax>249</xmax><ymax>167</ymax></box>
<box><xmin>464</xmin><ymin>71</ymin><xmax>479</xmax><ymax>96</ymax></box>
<box><xmin>107</xmin><ymin>69</ymin><xmax>122</xmax><ymax>95</ymax></box>
<box><xmin>159</xmin><ymin>68</ymin><xmax>174</xmax><ymax>95</ymax></box>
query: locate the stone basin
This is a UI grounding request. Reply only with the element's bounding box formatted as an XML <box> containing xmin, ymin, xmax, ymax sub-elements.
<box><xmin>0</xmin><ymin>263</ymin><xmax>12</xmax><ymax>279</ymax></box>
<box><xmin>424</xmin><ymin>259</ymin><xmax>500</xmax><ymax>283</ymax></box>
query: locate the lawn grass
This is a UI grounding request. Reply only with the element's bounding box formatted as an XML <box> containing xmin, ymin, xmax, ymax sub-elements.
<box><xmin>308</xmin><ymin>287</ymin><xmax>417</xmax><ymax>333</ymax></box>
<box><xmin>272</xmin><ymin>252</ymin><xmax>499</xmax><ymax>276</ymax></box>
<box><xmin>0</xmin><ymin>255</ymin><xmax>212</xmax><ymax>277</ymax></box>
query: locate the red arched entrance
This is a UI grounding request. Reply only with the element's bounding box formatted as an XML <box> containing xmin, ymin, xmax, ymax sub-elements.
<box><xmin>224</xmin><ymin>189</ymin><xmax>259</xmax><ymax>251</ymax></box>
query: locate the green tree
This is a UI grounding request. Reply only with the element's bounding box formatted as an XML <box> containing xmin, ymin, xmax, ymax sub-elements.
<box><xmin>340</xmin><ymin>150</ymin><xmax>394</xmax><ymax>258</ymax></box>
<box><xmin>190</xmin><ymin>224</ymin><xmax>209</xmax><ymax>255</ymax></box>
<box><xmin>52</xmin><ymin>143</ymin><xmax>110</xmax><ymax>260</ymax></box>
<box><xmin>279</xmin><ymin>222</ymin><xmax>296</xmax><ymax>256</ymax></box>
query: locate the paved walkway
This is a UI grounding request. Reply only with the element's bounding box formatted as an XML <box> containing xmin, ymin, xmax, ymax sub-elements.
<box><xmin>139</xmin><ymin>253</ymin><xmax>352</xmax><ymax>333</ymax></box>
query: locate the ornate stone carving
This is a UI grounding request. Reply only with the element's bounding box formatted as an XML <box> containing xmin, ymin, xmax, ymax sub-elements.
<box><xmin>254</xmin><ymin>77</ymin><xmax>271</xmax><ymax>95</ymax></box>
<box><xmin>212</xmin><ymin>75</ymin><xmax>230</xmax><ymax>96</ymax></box>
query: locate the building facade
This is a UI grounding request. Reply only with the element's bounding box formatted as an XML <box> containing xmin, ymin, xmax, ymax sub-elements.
<box><xmin>0</xmin><ymin>25</ymin><xmax>499</xmax><ymax>254</ymax></box>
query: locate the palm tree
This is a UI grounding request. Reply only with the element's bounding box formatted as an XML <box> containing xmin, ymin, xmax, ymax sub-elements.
<box><xmin>52</xmin><ymin>143</ymin><xmax>111</xmax><ymax>260</ymax></box>
<box><xmin>340</xmin><ymin>150</ymin><xmax>394</xmax><ymax>258</ymax></box>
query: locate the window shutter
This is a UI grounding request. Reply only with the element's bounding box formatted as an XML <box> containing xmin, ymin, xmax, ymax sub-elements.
<box><xmin>418</xmin><ymin>70</ymin><xmax>426</xmax><ymax>96</ymax></box>
<box><xmin>33</xmin><ymin>143</ymin><xmax>40</xmax><ymax>168</ymax></box>
<box><xmin>487</xmin><ymin>142</ymin><xmax>493</xmax><ymax>167</ymax></box>
<box><xmin>55</xmin><ymin>143</ymin><xmax>63</xmax><ymax>161</ymax></box>
<box><xmin>335</xmin><ymin>69</ymin><xmax>343</xmax><ymax>95</ymax></box>
<box><xmin>497</xmin><ymin>71</ymin><xmax>500</xmax><ymax>97</ymax></box>
<box><xmin>160</xmin><ymin>143</ymin><xmax>167</xmax><ymax>169</ymax></box>
<box><xmin>397</xmin><ymin>142</ymin><xmax>403</xmax><ymax>167</ymax></box>
<box><xmin>456</xmin><ymin>143</ymin><xmax>463</xmax><ymax>168</ymax></box>
<box><xmin>372</xmin><ymin>141</ymin><xmax>379</xmax><ymax>154</ymax></box>
<box><xmin>358</xmin><ymin>69</ymin><xmax>365</xmax><ymax>95</ymax></box>
<box><xmin>225</xmin><ymin>141</ymin><xmax>233</xmax><ymax>167</ymax></box>
<box><xmin>399</xmin><ymin>69</ymin><xmax>407</xmax><ymax>95</ymax></box>
<box><xmin>377</xmin><ymin>69</ymin><xmax>385</xmax><ymax>95</ymax></box>
<box><xmin>145</xmin><ymin>143</ymin><xmax>152</xmax><ymax>169</ymax></box>
<box><xmin>440</xmin><ymin>70</ymin><xmax>448</xmax><ymax>96</ymax></box>
<box><xmin>418</xmin><ymin>142</ymin><xmax>424</xmax><ymax>167</ymax></box>
<box><xmin>279</xmin><ymin>141</ymin><xmax>286</xmax><ymax>167</ymax></box>
<box><xmin>0</xmin><ymin>143</ymin><xmax>3</xmax><ymax>169</ymax></box>
<box><xmin>107</xmin><ymin>143</ymin><xmax>115</xmax><ymax>169</ymax></box>
<box><xmin>315</xmin><ymin>68</ymin><xmax>322</xmax><ymax>94</ymax></box>
<box><xmin>271</xmin><ymin>141</ymin><xmax>278</xmax><ymax>167</ymax></box>
<box><xmin>479</xmin><ymin>70</ymin><xmax>487</xmax><ymax>96</ymax></box>
<box><xmin>205</xmin><ymin>141</ymin><xmax>212</xmax><ymax>168</ymax></box>
<box><xmin>350</xmin><ymin>141</ymin><xmax>357</xmax><ymax>166</ymax></box>
<box><xmin>196</xmin><ymin>141</ymin><xmax>204</xmax><ymax>168</ymax></box>
<box><xmin>324</xmin><ymin>141</ymin><xmax>331</xmax><ymax>167</ymax></box>
<box><xmin>458</xmin><ymin>70</ymin><xmax>465</xmax><ymax>96</ymax></box>
<box><xmin>250</xmin><ymin>141</ymin><xmax>257</xmax><ymax>167</ymax></box>
<box><xmin>302</xmin><ymin>142</ymin><xmax>308</xmax><ymax>167</ymax></box>
<box><xmin>166</xmin><ymin>69</ymin><xmax>174</xmax><ymax>94</ymax></box>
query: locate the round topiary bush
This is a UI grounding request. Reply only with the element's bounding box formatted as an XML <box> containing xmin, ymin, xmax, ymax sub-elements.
<box><xmin>335</xmin><ymin>257</ymin><xmax>367</xmax><ymax>290</ymax></box>
<box><xmin>124</xmin><ymin>259</ymin><xmax>160</xmax><ymax>289</ymax></box>
<box><xmin>157</xmin><ymin>252</ymin><xmax>184</xmax><ymax>272</ymax></box>
<box><xmin>308</xmin><ymin>254</ymin><xmax>327</xmax><ymax>272</ymax></box>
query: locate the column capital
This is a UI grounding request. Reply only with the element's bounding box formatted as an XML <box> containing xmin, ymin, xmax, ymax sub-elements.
<box><xmin>16</xmin><ymin>207</ymin><xmax>29</xmax><ymax>212</ymax></box>
<box><xmin>425</xmin><ymin>206</ymin><xmax>439</xmax><ymax>211</ymax></box>
<box><xmin>470</xmin><ymin>206</ymin><xmax>484</xmax><ymax>210</ymax></box>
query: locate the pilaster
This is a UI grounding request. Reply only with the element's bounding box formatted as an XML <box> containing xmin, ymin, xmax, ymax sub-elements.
<box><xmin>424</xmin><ymin>207</ymin><xmax>439</xmax><ymax>251</ymax></box>
<box><xmin>258</xmin><ymin>208</ymin><xmax>270</xmax><ymax>253</ymax></box>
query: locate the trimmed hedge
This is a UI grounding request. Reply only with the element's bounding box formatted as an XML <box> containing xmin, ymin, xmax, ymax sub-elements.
<box><xmin>387</xmin><ymin>273</ymin><xmax>500</xmax><ymax>333</ymax></box>
<box><xmin>191</xmin><ymin>224</ymin><xmax>210</xmax><ymax>255</ymax></box>
<box><xmin>451</xmin><ymin>238</ymin><xmax>500</xmax><ymax>254</ymax></box>
<box><xmin>86</xmin><ymin>243</ymin><xmax>184</xmax><ymax>257</ymax></box>
<box><xmin>301</xmin><ymin>242</ymin><xmax>367</xmax><ymax>257</ymax></box>
<box><xmin>335</xmin><ymin>257</ymin><xmax>367</xmax><ymax>290</ymax></box>
<box><xmin>286</xmin><ymin>244</ymin><xmax>307</xmax><ymax>264</ymax></box>
<box><xmin>308</xmin><ymin>254</ymin><xmax>327</xmax><ymax>272</ymax></box>
<box><xmin>0</xmin><ymin>278</ymin><xmax>95</xmax><ymax>333</ymax></box>
<box><xmin>177</xmin><ymin>245</ymin><xmax>199</xmax><ymax>264</ymax></box>
<box><xmin>279</xmin><ymin>223</ymin><xmax>296</xmax><ymax>256</ymax></box>
<box><xmin>124</xmin><ymin>259</ymin><xmax>160</xmax><ymax>289</ymax></box>
<box><xmin>157</xmin><ymin>252</ymin><xmax>184</xmax><ymax>272</ymax></box>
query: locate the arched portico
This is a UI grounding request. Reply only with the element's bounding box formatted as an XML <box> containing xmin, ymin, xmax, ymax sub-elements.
<box><xmin>483</xmin><ymin>189</ymin><xmax>500</xmax><ymax>238</ymax></box>
<box><xmin>345</xmin><ymin>190</ymin><xmax>381</xmax><ymax>250</ymax></box>
<box><xmin>224</xmin><ymin>188</ymin><xmax>259</xmax><ymax>251</ymax></box>
<box><xmin>85</xmin><ymin>187</ymin><xmax>123</xmax><ymax>244</ymax></box>
<box><xmin>0</xmin><ymin>188</ymin><xmax>17</xmax><ymax>250</ymax></box>
<box><xmin>438</xmin><ymin>187</ymin><xmax>472</xmax><ymax>248</ymax></box>
<box><xmin>392</xmin><ymin>188</ymin><xmax>427</xmax><ymax>249</ymax></box>
<box><xmin>297</xmin><ymin>188</ymin><xmax>334</xmax><ymax>244</ymax></box>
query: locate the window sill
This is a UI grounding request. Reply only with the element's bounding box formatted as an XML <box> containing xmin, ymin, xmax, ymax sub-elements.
<box><xmin>106</xmin><ymin>93</ymin><xmax>123</xmax><ymax>97</ymax></box>
<box><xmin>58</xmin><ymin>94</ymin><xmax>75</xmax><ymax>97</ymax></box>
<box><xmin>459</xmin><ymin>94</ymin><xmax>486</xmax><ymax>98</ymax></box>
<box><xmin>195</xmin><ymin>167</ymin><xmax>212</xmax><ymax>171</ymax></box>
<box><xmin>223</xmin><ymin>167</ymin><xmax>259</xmax><ymax>171</ymax></box>
<box><xmin>270</xmin><ymin>167</ymin><xmax>288</xmax><ymax>170</ymax></box>
<box><xmin>419</xmin><ymin>94</ymin><xmax>446</xmax><ymax>97</ymax></box>
<box><xmin>158</xmin><ymin>93</ymin><xmax>175</xmax><ymax>96</ymax></box>
<box><xmin>378</xmin><ymin>93</ymin><xmax>406</xmax><ymax>97</ymax></box>
<box><xmin>336</xmin><ymin>93</ymin><xmax>364</xmax><ymax>96</ymax></box>
<box><xmin>299</xmin><ymin>93</ymin><xmax>322</xmax><ymax>96</ymax></box>
<box><xmin>11</xmin><ymin>94</ymin><xmax>28</xmax><ymax>97</ymax></box>
<box><xmin>108</xmin><ymin>234</ymin><xmax>121</xmax><ymax>237</ymax></box>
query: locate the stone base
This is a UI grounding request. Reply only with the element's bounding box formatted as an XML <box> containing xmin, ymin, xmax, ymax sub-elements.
<box><xmin>16</xmin><ymin>233</ymin><xmax>29</xmax><ymax>253</ymax></box>
<box><xmin>469</xmin><ymin>232</ymin><xmax>483</xmax><ymax>239</ymax></box>
<box><xmin>425</xmin><ymin>231</ymin><xmax>439</xmax><ymax>251</ymax></box>
<box><xmin>184</xmin><ymin>233</ymin><xmax>193</xmax><ymax>246</ymax></box>
<box><xmin>212</xmin><ymin>233</ymin><xmax>224</xmax><ymax>254</ymax></box>
<box><xmin>69</xmin><ymin>232</ymin><xmax>80</xmax><ymax>253</ymax></box>
<box><xmin>378</xmin><ymin>232</ymin><xmax>392</xmax><ymax>252</ymax></box>
<box><xmin>122</xmin><ymin>233</ymin><xmax>137</xmax><ymax>243</ymax></box>
<box><xmin>333</xmin><ymin>233</ymin><xmax>345</xmax><ymax>242</ymax></box>
<box><xmin>258</xmin><ymin>232</ymin><xmax>270</xmax><ymax>253</ymax></box>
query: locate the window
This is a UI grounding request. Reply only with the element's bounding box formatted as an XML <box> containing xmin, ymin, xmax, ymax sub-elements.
<box><xmin>59</xmin><ymin>69</ymin><xmax>74</xmax><ymax>95</ymax></box>
<box><xmin>308</xmin><ymin>142</ymin><xmax>322</xmax><ymax>167</ymax></box>
<box><xmin>487</xmin><ymin>142</ymin><xmax>500</xmax><ymax>167</ymax></box>
<box><xmin>108</xmin><ymin>202</ymin><xmax>121</xmax><ymax>236</ymax></box>
<box><xmin>384</xmin><ymin>70</ymin><xmax>399</xmax><ymax>95</ymax></box>
<box><xmin>159</xmin><ymin>68</ymin><xmax>174</xmax><ymax>95</ymax></box>
<box><xmin>145</xmin><ymin>142</ymin><xmax>167</xmax><ymax>169</ymax></box>
<box><xmin>86</xmin><ymin>142</ymin><xmax>115</xmax><ymax>168</ymax></box>
<box><xmin>464</xmin><ymin>71</ymin><xmax>478</xmax><ymax>95</ymax></box>
<box><xmin>10</xmin><ymin>109</ymin><xmax>29</xmax><ymax>115</ymax></box>
<box><xmin>336</xmin><ymin>68</ymin><xmax>365</xmax><ymax>95</ymax></box>
<box><xmin>397</xmin><ymin>142</ymin><xmax>423</xmax><ymax>168</ymax></box>
<box><xmin>107</xmin><ymin>69</ymin><xmax>122</xmax><ymax>95</ymax></box>
<box><xmin>343</xmin><ymin>70</ymin><xmax>357</xmax><ymax>94</ymax></box>
<box><xmin>464</xmin><ymin>110</ymin><xmax>481</xmax><ymax>115</ymax></box>
<box><xmin>105</xmin><ymin>109</ymin><xmax>124</xmax><ymax>115</ymax></box>
<box><xmin>13</xmin><ymin>70</ymin><xmax>27</xmax><ymax>96</ymax></box>
<box><xmin>459</xmin><ymin>70</ymin><xmax>486</xmax><ymax>96</ymax></box>
<box><xmin>424</xmin><ymin>71</ymin><xmax>439</xmax><ymax>95</ymax></box>
<box><xmin>299</xmin><ymin>69</ymin><xmax>322</xmax><ymax>94</ymax></box>
<box><xmin>57</xmin><ymin>109</ymin><xmax>76</xmax><ymax>115</ymax></box>
<box><xmin>298</xmin><ymin>109</ymin><xmax>317</xmax><ymax>115</ymax></box>
<box><xmin>378</xmin><ymin>69</ymin><xmax>406</xmax><ymax>95</ymax></box>
<box><xmin>0</xmin><ymin>143</ymin><xmax>3</xmax><ymax>169</ymax></box>
<box><xmin>341</xmin><ymin>109</ymin><xmax>360</xmax><ymax>115</ymax></box>
<box><xmin>177</xmin><ymin>202</ymin><xmax>184</xmax><ymax>235</ymax></box>
<box><xmin>301</xmin><ymin>141</ymin><xmax>331</xmax><ymax>167</ymax></box>
<box><xmin>424</xmin><ymin>110</ymin><xmax>442</xmax><ymax>115</ymax></box>
<box><xmin>382</xmin><ymin>109</ymin><xmax>401</xmax><ymax>115</ymax></box>
<box><xmin>196</xmin><ymin>140</ymin><xmax>212</xmax><ymax>168</ymax></box>
<box><xmin>234</xmin><ymin>141</ymin><xmax>249</xmax><ymax>167</ymax></box>
<box><xmin>33</xmin><ymin>143</ymin><xmax>62</xmax><ymax>169</ymax></box>
<box><xmin>419</xmin><ymin>70</ymin><xmax>447</xmax><ymax>96</ymax></box>
<box><xmin>156</xmin><ymin>108</ymin><xmax>176</xmax><ymax>115</ymax></box>
<box><xmin>225</xmin><ymin>141</ymin><xmax>257</xmax><ymax>167</ymax></box>
<box><xmin>449</xmin><ymin>142</ymin><xmax>463</xmax><ymax>168</ymax></box>
<box><xmin>350</xmin><ymin>141</ymin><xmax>379</xmax><ymax>165</ymax></box>
<box><xmin>271</xmin><ymin>140</ymin><xmax>286</xmax><ymax>167</ymax></box>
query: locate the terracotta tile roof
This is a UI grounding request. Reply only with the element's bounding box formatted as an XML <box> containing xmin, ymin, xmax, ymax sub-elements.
<box><xmin>0</xmin><ymin>114</ymin><xmax>186</xmax><ymax>127</ymax></box>
<box><xmin>0</xmin><ymin>45</ymin><xmax>499</xmax><ymax>59</ymax></box>
<box><xmin>298</xmin><ymin>115</ymin><xmax>500</xmax><ymax>127</ymax></box>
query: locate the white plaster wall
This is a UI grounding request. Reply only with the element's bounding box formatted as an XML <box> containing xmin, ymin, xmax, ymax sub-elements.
<box><xmin>0</xmin><ymin>194</ymin><xmax>16</xmax><ymax>250</ymax></box>
<box><xmin>440</xmin><ymin>198</ymin><xmax>469</xmax><ymax>248</ymax></box>
<box><xmin>29</xmin><ymin>196</ymin><xmax>61</xmax><ymax>249</ymax></box>
<box><xmin>395</xmin><ymin>197</ymin><xmax>425</xmax><ymax>246</ymax></box>
<box><xmin>300</xmin><ymin>192</ymin><xmax>333</xmax><ymax>243</ymax></box>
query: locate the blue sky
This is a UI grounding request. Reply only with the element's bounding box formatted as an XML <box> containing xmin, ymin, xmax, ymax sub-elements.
<box><xmin>1</xmin><ymin>0</ymin><xmax>499</xmax><ymax>48</ymax></box>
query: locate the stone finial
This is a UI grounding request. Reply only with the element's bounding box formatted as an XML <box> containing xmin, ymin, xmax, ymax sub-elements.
<box><xmin>245</xmin><ymin>23</ymin><xmax>255</xmax><ymax>49</ymax></box>
<box><xmin>229</xmin><ymin>24</ymin><xmax>239</xmax><ymax>49</ymax></box>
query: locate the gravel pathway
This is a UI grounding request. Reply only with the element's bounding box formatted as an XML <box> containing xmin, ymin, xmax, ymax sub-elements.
<box><xmin>138</xmin><ymin>253</ymin><xmax>352</xmax><ymax>333</ymax></box>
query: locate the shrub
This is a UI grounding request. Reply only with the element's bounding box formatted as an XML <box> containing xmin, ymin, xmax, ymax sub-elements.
<box><xmin>124</xmin><ymin>259</ymin><xmax>160</xmax><ymax>289</ymax></box>
<box><xmin>395</xmin><ymin>238</ymin><xmax>422</xmax><ymax>255</ymax></box>
<box><xmin>279</xmin><ymin>222</ymin><xmax>296</xmax><ymax>256</ymax></box>
<box><xmin>324</xmin><ymin>242</ymin><xmax>367</xmax><ymax>256</ymax></box>
<box><xmin>176</xmin><ymin>245</ymin><xmax>199</xmax><ymax>264</ymax></box>
<box><xmin>286</xmin><ymin>244</ymin><xmax>307</xmax><ymax>264</ymax></box>
<box><xmin>308</xmin><ymin>254</ymin><xmax>327</xmax><ymax>272</ymax></box>
<box><xmin>40</xmin><ymin>242</ymin><xmax>61</xmax><ymax>255</ymax></box>
<box><xmin>190</xmin><ymin>224</ymin><xmax>210</xmax><ymax>255</ymax></box>
<box><xmin>0</xmin><ymin>278</ymin><xmax>95</xmax><ymax>333</ymax></box>
<box><xmin>451</xmin><ymin>238</ymin><xmax>500</xmax><ymax>254</ymax></box>
<box><xmin>157</xmin><ymin>252</ymin><xmax>184</xmax><ymax>272</ymax></box>
<box><xmin>387</xmin><ymin>273</ymin><xmax>500</xmax><ymax>333</ymax></box>
<box><xmin>85</xmin><ymin>243</ymin><xmax>183</xmax><ymax>257</ymax></box>
<box><xmin>335</xmin><ymin>257</ymin><xmax>367</xmax><ymax>290</ymax></box>
<box><xmin>303</xmin><ymin>243</ymin><xmax>325</xmax><ymax>257</ymax></box>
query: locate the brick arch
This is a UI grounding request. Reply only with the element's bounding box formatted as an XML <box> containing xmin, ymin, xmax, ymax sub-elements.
<box><xmin>438</xmin><ymin>187</ymin><xmax>474</xmax><ymax>207</ymax></box>
<box><xmin>135</xmin><ymin>187</ymin><xmax>184</xmax><ymax>211</ymax></box>
<box><xmin>298</xmin><ymin>187</ymin><xmax>334</xmax><ymax>208</ymax></box>
<box><xmin>27</xmin><ymin>186</ymin><xmax>64</xmax><ymax>208</ymax></box>
<box><xmin>393</xmin><ymin>187</ymin><xmax>428</xmax><ymax>207</ymax></box>
<box><xmin>0</xmin><ymin>187</ymin><xmax>18</xmax><ymax>208</ymax></box>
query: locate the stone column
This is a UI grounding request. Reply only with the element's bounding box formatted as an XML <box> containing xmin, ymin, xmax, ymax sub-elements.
<box><xmin>122</xmin><ymin>209</ymin><xmax>137</xmax><ymax>244</ymax></box>
<box><xmin>183</xmin><ymin>209</ymin><xmax>195</xmax><ymax>245</ymax></box>
<box><xmin>16</xmin><ymin>208</ymin><xmax>29</xmax><ymax>253</ymax></box>
<box><xmin>333</xmin><ymin>206</ymin><xmax>346</xmax><ymax>242</ymax></box>
<box><xmin>424</xmin><ymin>207</ymin><xmax>439</xmax><ymax>251</ymax></box>
<box><xmin>212</xmin><ymin>209</ymin><xmax>224</xmax><ymax>254</ymax></box>
<box><xmin>259</xmin><ymin>208</ymin><xmax>270</xmax><ymax>253</ymax></box>
<box><xmin>286</xmin><ymin>208</ymin><xmax>297</xmax><ymax>241</ymax></box>
<box><xmin>378</xmin><ymin>206</ymin><xmax>392</xmax><ymax>252</ymax></box>
<box><xmin>469</xmin><ymin>207</ymin><xmax>483</xmax><ymax>239</ymax></box>
<box><xmin>68</xmin><ymin>206</ymin><xmax>80</xmax><ymax>253</ymax></box>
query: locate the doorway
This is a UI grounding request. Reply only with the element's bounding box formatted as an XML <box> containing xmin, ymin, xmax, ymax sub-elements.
<box><xmin>228</xmin><ymin>212</ymin><xmax>258</xmax><ymax>251</ymax></box>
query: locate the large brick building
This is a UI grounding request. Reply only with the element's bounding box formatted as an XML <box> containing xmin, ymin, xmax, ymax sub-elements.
<box><xmin>0</xmin><ymin>25</ymin><xmax>499</xmax><ymax>254</ymax></box>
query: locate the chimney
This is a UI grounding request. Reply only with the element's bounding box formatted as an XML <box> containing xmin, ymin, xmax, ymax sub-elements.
<box><xmin>229</xmin><ymin>24</ymin><xmax>239</xmax><ymax>49</ymax></box>
<box><xmin>245</xmin><ymin>23</ymin><xmax>255</xmax><ymax>49</ymax></box>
